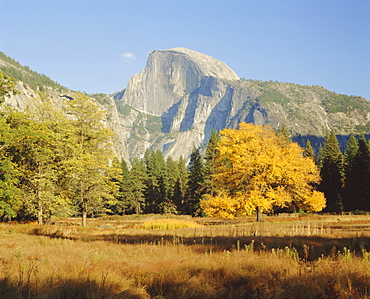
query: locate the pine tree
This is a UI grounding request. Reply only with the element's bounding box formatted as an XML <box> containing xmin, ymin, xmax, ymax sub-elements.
<box><xmin>172</xmin><ymin>156</ymin><xmax>188</xmax><ymax>214</ymax></box>
<box><xmin>144</xmin><ymin>150</ymin><xmax>169</xmax><ymax>213</ymax></box>
<box><xmin>356</xmin><ymin>134</ymin><xmax>370</xmax><ymax>210</ymax></box>
<box><xmin>303</xmin><ymin>140</ymin><xmax>315</xmax><ymax>161</ymax></box>
<box><xmin>166</xmin><ymin>156</ymin><xmax>179</xmax><ymax>201</ymax></box>
<box><xmin>165</xmin><ymin>156</ymin><xmax>180</xmax><ymax>214</ymax></box>
<box><xmin>342</xmin><ymin>134</ymin><xmax>360</xmax><ymax>211</ymax></box>
<box><xmin>130</xmin><ymin>157</ymin><xmax>147</xmax><ymax>214</ymax></box>
<box><xmin>319</xmin><ymin>131</ymin><xmax>344</xmax><ymax>213</ymax></box>
<box><xmin>204</xmin><ymin>130</ymin><xmax>220</xmax><ymax>195</ymax></box>
<box><xmin>117</xmin><ymin>159</ymin><xmax>134</xmax><ymax>214</ymax></box>
<box><xmin>173</xmin><ymin>156</ymin><xmax>188</xmax><ymax>213</ymax></box>
<box><xmin>186</xmin><ymin>147</ymin><xmax>205</xmax><ymax>215</ymax></box>
<box><xmin>277</xmin><ymin>123</ymin><xmax>291</xmax><ymax>142</ymax></box>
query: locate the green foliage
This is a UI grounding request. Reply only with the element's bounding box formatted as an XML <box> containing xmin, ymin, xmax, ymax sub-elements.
<box><xmin>355</xmin><ymin>121</ymin><xmax>370</xmax><ymax>133</ymax></box>
<box><xmin>0</xmin><ymin>117</ymin><xmax>22</xmax><ymax>219</ymax></box>
<box><xmin>186</xmin><ymin>147</ymin><xmax>205</xmax><ymax>215</ymax></box>
<box><xmin>89</xmin><ymin>93</ymin><xmax>112</xmax><ymax>105</ymax></box>
<box><xmin>321</xmin><ymin>92</ymin><xmax>369</xmax><ymax>114</ymax></box>
<box><xmin>110</xmin><ymin>159</ymin><xmax>134</xmax><ymax>215</ymax></box>
<box><xmin>204</xmin><ymin>130</ymin><xmax>220</xmax><ymax>195</ymax></box>
<box><xmin>173</xmin><ymin>156</ymin><xmax>188</xmax><ymax>213</ymax></box>
<box><xmin>343</xmin><ymin>134</ymin><xmax>360</xmax><ymax>211</ymax></box>
<box><xmin>146</xmin><ymin>115</ymin><xmax>162</xmax><ymax>134</ymax></box>
<box><xmin>64</xmin><ymin>94</ymin><xmax>119</xmax><ymax>226</ymax></box>
<box><xmin>115</xmin><ymin>102</ymin><xmax>132</xmax><ymax>116</ymax></box>
<box><xmin>145</xmin><ymin>150</ymin><xmax>170</xmax><ymax>213</ymax></box>
<box><xmin>303</xmin><ymin>140</ymin><xmax>315</xmax><ymax>160</ymax></box>
<box><xmin>257</xmin><ymin>89</ymin><xmax>290</xmax><ymax>105</ymax></box>
<box><xmin>277</xmin><ymin>123</ymin><xmax>292</xmax><ymax>142</ymax></box>
<box><xmin>130</xmin><ymin>157</ymin><xmax>148</xmax><ymax>214</ymax></box>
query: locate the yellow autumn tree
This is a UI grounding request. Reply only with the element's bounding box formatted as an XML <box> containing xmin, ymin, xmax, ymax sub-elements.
<box><xmin>200</xmin><ymin>122</ymin><xmax>326</xmax><ymax>221</ymax></box>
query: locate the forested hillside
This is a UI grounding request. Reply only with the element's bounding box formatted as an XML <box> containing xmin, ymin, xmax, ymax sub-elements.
<box><xmin>0</xmin><ymin>51</ymin><xmax>67</xmax><ymax>92</ymax></box>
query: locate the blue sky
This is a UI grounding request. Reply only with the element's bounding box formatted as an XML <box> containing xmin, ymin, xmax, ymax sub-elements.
<box><xmin>1</xmin><ymin>0</ymin><xmax>369</xmax><ymax>99</ymax></box>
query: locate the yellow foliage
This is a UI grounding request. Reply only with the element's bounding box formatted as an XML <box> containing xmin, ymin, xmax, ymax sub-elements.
<box><xmin>201</xmin><ymin>193</ymin><xmax>239</xmax><ymax>219</ymax></box>
<box><xmin>201</xmin><ymin>122</ymin><xmax>326</xmax><ymax>218</ymax></box>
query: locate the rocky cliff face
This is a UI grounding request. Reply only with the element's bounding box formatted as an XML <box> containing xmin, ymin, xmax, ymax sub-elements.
<box><xmin>118</xmin><ymin>48</ymin><xmax>370</xmax><ymax>160</ymax></box>
<box><xmin>122</xmin><ymin>47</ymin><xmax>239</xmax><ymax>116</ymax></box>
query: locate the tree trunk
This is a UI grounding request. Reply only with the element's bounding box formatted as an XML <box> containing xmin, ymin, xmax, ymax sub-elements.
<box><xmin>45</xmin><ymin>210</ymin><xmax>52</xmax><ymax>225</ymax></box>
<box><xmin>38</xmin><ymin>204</ymin><xmax>43</xmax><ymax>225</ymax></box>
<box><xmin>256</xmin><ymin>207</ymin><xmax>263</xmax><ymax>222</ymax></box>
<box><xmin>82</xmin><ymin>210</ymin><xmax>87</xmax><ymax>227</ymax></box>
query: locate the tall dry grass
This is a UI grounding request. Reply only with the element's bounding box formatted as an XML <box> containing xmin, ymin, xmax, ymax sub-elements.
<box><xmin>0</xmin><ymin>216</ymin><xmax>370</xmax><ymax>298</ymax></box>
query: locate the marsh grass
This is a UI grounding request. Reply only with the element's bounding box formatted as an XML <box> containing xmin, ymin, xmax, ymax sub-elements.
<box><xmin>0</xmin><ymin>215</ymin><xmax>370</xmax><ymax>298</ymax></box>
<box><xmin>140</xmin><ymin>218</ymin><xmax>202</xmax><ymax>230</ymax></box>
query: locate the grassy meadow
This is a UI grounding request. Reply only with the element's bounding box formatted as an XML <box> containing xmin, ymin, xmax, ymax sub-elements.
<box><xmin>1</xmin><ymin>214</ymin><xmax>370</xmax><ymax>298</ymax></box>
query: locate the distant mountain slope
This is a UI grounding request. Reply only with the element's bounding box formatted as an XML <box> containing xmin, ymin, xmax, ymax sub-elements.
<box><xmin>0</xmin><ymin>51</ymin><xmax>130</xmax><ymax>163</ymax></box>
<box><xmin>117</xmin><ymin>48</ymin><xmax>370</xmax><ymax>160</ymax></box>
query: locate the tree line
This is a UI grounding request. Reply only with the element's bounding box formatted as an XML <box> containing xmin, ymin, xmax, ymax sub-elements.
<box><xmin>312</xmin><ymin>131</ymin><xmax>370</xmax><ymax>213</ymax></box>
<box><xmin>110</xmin><ymin>133</ymin><xmax>217</xmax><ymax>217</ymax></box>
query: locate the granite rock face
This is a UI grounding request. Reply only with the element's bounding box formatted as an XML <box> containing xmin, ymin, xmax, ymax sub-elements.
<box><xmin>118</xmin><ymin>48</ymin><xmax>370</xmax><ymax>161</ymax></box>
<box><xmin>122</xmin><ymin>47</ymin><xmax>239</xmax><ymax>116</ymax></box>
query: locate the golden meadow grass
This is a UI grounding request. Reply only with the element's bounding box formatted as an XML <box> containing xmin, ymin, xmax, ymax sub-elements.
<box><xmin>0</xmin><ymin>215</ymin><xmax>370</xmax><ymax>298</ymax></box>
<box><xmin>140</xmin><ymin>218</ymin><xmax>202</xmax><ymax>230</ymax></box>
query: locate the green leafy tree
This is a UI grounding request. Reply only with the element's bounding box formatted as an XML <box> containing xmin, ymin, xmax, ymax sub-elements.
<box><xmin>186</xmin><ymin>147</ymin><xmax>205</xmax><ymax>215</ymax></box>
<box><xmin>0</xmin><ymin>115</ymin><xmax>22</xmax><ymax>219</ymax></box>
<box><xmin>2</xmin><ymin>105</ymin><xmax>70</xmax><ymax>224</ymax></box>
<box><xmin>318</xmin><ymin>131</ymin><xmax>344</xmax><ymax>213</ymax></box>
<box><xmin>64</xmin><ymin>93</ymin><xmax>119</xmax><ymax>226</ymax></box>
